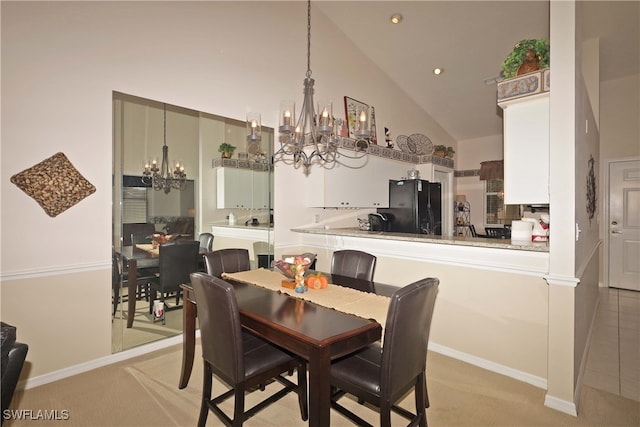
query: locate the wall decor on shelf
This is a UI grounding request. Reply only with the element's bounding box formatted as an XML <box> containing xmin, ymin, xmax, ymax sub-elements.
<box><xmin>344</xmin><ymin>96</ymin><xmax>369</xmax><ymax>139</ymax></box>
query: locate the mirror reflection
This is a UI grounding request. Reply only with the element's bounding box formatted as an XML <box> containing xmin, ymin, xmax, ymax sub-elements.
<box><xmin>112</xmin><ymin>92</ymin><xmax>274</xmax><ymax>353</ymax></box>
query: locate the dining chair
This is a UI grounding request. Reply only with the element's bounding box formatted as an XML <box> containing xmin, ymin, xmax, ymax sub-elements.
<box><xmin>203</xmin><ymin>248</ymin><xmax>251</xmax><ymax>278</ymax></box>
<box><xmin>198</xmin><ymin>233</ymin><xmax>214</xmax><ymax>252</ymax></box>
<box><xmin>148</xmin><ymin>241</ymin><xmax>200</xmax><ymax>320</ymax></box>
<box><xmin>331</xmin><ymin>250</ymin><xmax>377</xmax><ymax>282</ymax></box>
<box><xmin>112</xmin><ymin>249</ymin><xmax>155</xmax><ymax>316</ymax></box>
<box><xmin>122</xmin><ymin>223</ymin><xmax>155</xmax><ymax>247</ymax></box>
<box><xmin>330</xmin><ymin>277</ymin><xmax>439</xmax><ymax>427</ymax></box>
<box><xmin>189</xmin><ymin>272</ymin><xmax>308</xmax><ymax>427</ymax></box>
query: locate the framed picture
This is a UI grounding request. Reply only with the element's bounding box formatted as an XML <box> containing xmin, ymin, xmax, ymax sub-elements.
<box><xmin>344</xmin><ymin>96</ymin><xmax>368</xmax><ymax>139</ymax></box>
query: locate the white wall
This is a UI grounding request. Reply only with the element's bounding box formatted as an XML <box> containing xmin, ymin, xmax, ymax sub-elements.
<box><xmin>1</xmin><ymin>1</ymin><xmax>445</xmax><ymax>378</ymax></box>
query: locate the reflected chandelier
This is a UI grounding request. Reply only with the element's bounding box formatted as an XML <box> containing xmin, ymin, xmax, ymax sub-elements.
<box><xmin>274</xmin><ymin>0</ymin><xmax>371</xmax><ymax>174</ymax></box>
<box><xmin>142</xmin><ymin>103</ymin><xmax>187</xmax><ymax>194</ymax></box>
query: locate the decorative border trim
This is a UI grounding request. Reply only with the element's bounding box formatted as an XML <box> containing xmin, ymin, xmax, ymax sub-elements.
<box><xmin>497</xmin><ymin>69</ymin><xmax>550</xmax><ymax>103</ymax></box>
<box><xmin>455</xmin><ymin>169</ymin><xmax>480</xmax><ymax>177</ymax></box>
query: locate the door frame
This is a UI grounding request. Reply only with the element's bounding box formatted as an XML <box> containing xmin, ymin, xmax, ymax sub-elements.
<box><xmin>603</xmin><ymin>156</ymin><xmax>640</xmax><ymax>287</ymax></box>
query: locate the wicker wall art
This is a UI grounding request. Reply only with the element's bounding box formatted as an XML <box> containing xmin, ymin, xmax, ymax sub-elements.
<box><xmin>10</xmin><ymin>152</ymin><xmax>96</xmax><ymax>217</ymax></box>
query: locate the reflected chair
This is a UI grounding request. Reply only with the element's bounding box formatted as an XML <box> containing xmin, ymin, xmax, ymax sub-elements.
<box><xmin>198</xmin><ymin>233</ymin><xmax>214</xmax><ymax>252</ymax></box>
<box><xmin>122</xmin><ymin>223</ymin><xmax>155</xmax><ymax>246</ymax></box>
<box><xmin>203</xmin><ymin>248</ymin><xmax>251</xmax><ymax>278</ymax></box>
<box><xmin>469</xmin><ymin>224</ymin><xmax>486</xmax><ymax>238</ymax></box>
<box><xmin>148</xmin><ymin>241</ymin><xmax>200</xmax><ymax>318</ymax></box>
<box><xmin>112</xmin><ymin>249</ymin><xmax>155</xmax><ymax>316</ymax></box>
<box><xmin>330</xmin><ymin>277</ymin><xmax>439</xmax><ymax>427</ymax></box>
<box><xmin>190</xmin><ymin>272</ymin><xmax>308</xmax><ymax>427</ymax></box>
<box><xmin>331</xmin><ymin>250</ymin><xmax>377</xmax><ymax>282</ymax></box>
<box><xmin>485</xmin><ymin>227</ymin><xmax>510</xmax><ymax>239</ymax></box>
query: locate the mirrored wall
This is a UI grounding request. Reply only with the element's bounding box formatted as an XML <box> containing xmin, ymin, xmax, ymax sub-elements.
<box><xmin>112</xmin><ymin>92</ymin><xmax>274</xmax><ymax>352</ymax></box>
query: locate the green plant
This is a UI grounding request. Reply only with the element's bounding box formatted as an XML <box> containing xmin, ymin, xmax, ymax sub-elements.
<box><xmin>434</xmin><ymin>145</ymin><xmax>446</xmax><ymax>153</ymax></box>
<box><xmin>445</xmin><ymin>146</ymin><xmax>455</xmax><ymax>158</ymax></box>
<box><xmin>218</xmin><ymin>142</ymin><xmax>236</xmax><ymax>157</ymax></box>
<box><xmin>501</xmin><ymin>39</ymin><xmax>549</xmax><ymax>79</ymax></box>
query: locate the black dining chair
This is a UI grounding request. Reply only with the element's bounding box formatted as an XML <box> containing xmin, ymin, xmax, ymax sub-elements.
<box><xmin>190</xmin><ymin>272</ymin><xmax>308</xmax><ymax>427</ymax></box>
<box><xmin>203</xmin><ymin>248</ymin><xmax>251</xmax><ymax>278</ymax></box>
<box><xmin>148</xmin><ymin>241</ymin><xmax>200</xmax><ymax>320</ymax></box>
<box><xmin>485</xmin><ymin>227</ymin><xmax>510</xmax><ymax>239</ymax></box>
<box><xmin>331</xmin><ymin>250</ymin><xmax>377</xmax><ymax>282</ymax></box>
<box><xmin>112</xmin><ymin>249</ymin><xmax>155</xmax><ymax>316</ymax></box>
<box><xmin>330</xmin><ymin>277</ymin><xmax>439</xmax><ymax>427</ymax></box>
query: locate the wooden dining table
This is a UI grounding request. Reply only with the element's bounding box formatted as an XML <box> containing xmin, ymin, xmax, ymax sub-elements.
<box><xmin>179</xmin><ymin>271</ymin><xmax>396</xmax><ymax>427</ymax></box>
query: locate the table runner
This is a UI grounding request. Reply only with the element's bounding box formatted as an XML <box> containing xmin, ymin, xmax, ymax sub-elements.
<box><xmin>222</xmin><ymin>269</ymin><xmax>390</xmax><ymax>337</ymax></box>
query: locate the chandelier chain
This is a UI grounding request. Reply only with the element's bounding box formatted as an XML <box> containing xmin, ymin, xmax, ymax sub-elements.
<box><xmin>306</xmin><ymin>0</ymin><xmax>312</xmax><ymax>78</ymax></box>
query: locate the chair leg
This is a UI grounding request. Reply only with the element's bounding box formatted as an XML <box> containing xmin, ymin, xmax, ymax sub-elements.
<box><xmin>233</xmin><ymin>386</ymin><xmax>245</xmax><ymax>427</ymax></box>
<box><xmin>113</xmin><ymin>287</ymin><xmax>120</xmax><ymax>316</ymax></box>
<box><xmin>198</xmin><ymin>363</ymin><xmax>212</xmax><ymax>427</ymax></box>
<box><xmin>416</xmin><ymin>373</ymin><xmax>427</xmax><ymax>427</ymax></box>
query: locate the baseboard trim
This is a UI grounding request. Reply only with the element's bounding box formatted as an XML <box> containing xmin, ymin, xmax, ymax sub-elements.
<box><xmin>544</xmin><ymin>394</ymin><xmax>578</xmax><ymax>416</ymax></box>
<box><xmin>429</xmin><ymin>341</ymin><xmax>548</xmax><ymax>390</ymax></box>
<box><xmin>19</xmin><ymin>331</ymin><xmax>200</xmax><ymax>391</ymax></box>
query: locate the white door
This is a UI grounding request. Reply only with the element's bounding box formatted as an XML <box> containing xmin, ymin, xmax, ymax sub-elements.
<box><xmin>608</xmin><ymin>160</ymin><xmax>640</xmax><ymax>291</ymax></box>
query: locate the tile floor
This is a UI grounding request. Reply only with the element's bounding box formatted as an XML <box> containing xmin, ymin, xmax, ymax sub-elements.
<box><xmin>584</xmin><ymin>286</ymin><xmax>640</xmax><ymax>401</ymax></box>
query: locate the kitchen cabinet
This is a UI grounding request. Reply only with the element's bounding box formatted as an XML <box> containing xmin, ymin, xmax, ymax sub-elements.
<box><xmin>217</xmin><ymin>167</ymin><xmax>272</xmax><ymax>210</ymax></box>
<box><xmin>306</xmin><ymin>152</ymin><xmax>406</xmax><ymax>208</ymax></box>
<box><xmin>217</xmin><ymin>167</ymin><xmax>252</xmax><ymax>209</ymax></box>
<box><xmin>499</xmin><ymin>93</ymin><xmax>549</xmax><ymax>205</ymax></box>
<box><xmin>252</xmin><ymin>170</ymin><xmax>271</xmax><ymax>209</ymax></box>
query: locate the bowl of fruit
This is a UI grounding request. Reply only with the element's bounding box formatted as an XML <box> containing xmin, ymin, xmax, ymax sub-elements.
<box><xmin>273</xmin><ymin>253</ymin><xmax>316</xmax><ymax>279</ymax></box>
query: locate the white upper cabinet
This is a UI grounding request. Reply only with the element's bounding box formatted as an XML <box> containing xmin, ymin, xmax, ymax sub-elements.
<box><xmin>499</xmin><ymin>93</ymin><xmax>550</xmax><ymax>205</ymax></box>
<box><xmin>306</xmin><ymin>151</ymin><xmax>407</xmax><ymax>208</ymax></box>
<box><xmin>217</xmin><ymin>167</ymin><xmax>252</xmax><ymax>209</ymax></box>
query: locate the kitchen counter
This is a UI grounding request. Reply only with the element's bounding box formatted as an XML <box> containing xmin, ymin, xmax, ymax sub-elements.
<box><xmin>292</xmin><ymin>227</ymin><xmax>549</xmax><ymax>252</ymax></box>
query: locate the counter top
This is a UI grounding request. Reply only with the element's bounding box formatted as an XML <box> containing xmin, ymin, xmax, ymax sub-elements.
<box><xmin>211</xmin><ymin>223</ymin><xmax>272</xmax><ymax>231</ymax></box>
<box><xmin>292</xmin><ymin>227</ymin><xmax>549</xmax><ymax>252</ymax></box>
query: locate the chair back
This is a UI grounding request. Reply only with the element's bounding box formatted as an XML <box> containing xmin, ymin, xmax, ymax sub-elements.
<box><xmin>198</xmin><ymin>232</ymin><xmax>214</xmax><ymax>252</ymax></box>
<box><xmin>380</xmin><ymin>278</ymin><xmax>439</xmax><ymax>402</ymax></box>
<box><xmin>131</xmin><ymin>231</ymin><xmax>155</xmax><ymax>246</ymax></box>
<box><xmin>203</xmin><ymin>248</ymin><xmax>250</xmax><ymax>278</ymax></box>
<box><xmin>485</xmin><ymin>227</ymin><xmax>509</xmax><ymax>239</ymax></box>
<box><xmin>122</xmin><ymin>223</ymin><xmax>155</xmax><ymax>246</ymax></box>
<box><xmin>157</xmin><ymin>240</ymin><xmax>200</xmax><ymax>293</ymax></box>
<box><xmin>190</xmin><ymin>272</ymin><xmax>245</xmax><ymax>384</ymax></box>
<box><xmin>112</xmin><ymin>249</ymin><xmax>121</xmax><ymax>291</ymax></box>
<box><xmin>331</xmin><ymin>250</ymin><xmax>377</xmax><ymax>281</ymax></box>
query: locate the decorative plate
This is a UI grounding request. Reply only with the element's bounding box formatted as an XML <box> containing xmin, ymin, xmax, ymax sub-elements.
<box><xmin>407</xmin><ymin>133</ymin><xmax>433</xmax><ymax>155</ymax></box>
<box><xmin>396</xmin><ymin>135</ymin><xmax>410</xmax><ymax>152</ymax></box>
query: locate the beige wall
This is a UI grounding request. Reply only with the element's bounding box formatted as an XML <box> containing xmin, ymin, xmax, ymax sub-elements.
<box><xmin>0</xmin><ymin>1</ymin><xmax>446</xmax><ymax>380</ymax></box>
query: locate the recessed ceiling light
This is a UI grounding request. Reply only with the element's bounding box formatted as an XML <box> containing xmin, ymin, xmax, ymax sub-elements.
<box><xmin>433</xmin><ymin>68</ymin><xmax>443</xmax><ymax>75</ymax></box>
<box><xmin>390</xmin><ymin>13</ymin><xmax>403</xmax><ymax>24</ymax></box>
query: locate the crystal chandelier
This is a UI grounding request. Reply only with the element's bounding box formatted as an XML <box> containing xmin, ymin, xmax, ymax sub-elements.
<box><xmin>142</xmin><ymin>103</ymin><xmax>187</xmax><ymax>194</ymax></box>
<box><xmin>274</xmin><ymin>0</ymin><xmax>371</xmax><ymax>174</ymax></box>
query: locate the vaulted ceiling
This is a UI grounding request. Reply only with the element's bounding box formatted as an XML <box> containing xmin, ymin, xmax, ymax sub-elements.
<box><xmin>316</xmin><ymin>1</ymin><xmax>639</xmax><ymax>142</ymax></box>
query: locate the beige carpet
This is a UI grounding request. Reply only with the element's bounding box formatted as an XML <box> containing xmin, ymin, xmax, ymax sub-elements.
<box><xmin>7</xmin><ymin>342</ymin><xmax>639</xmax><ymax>427</ymax></box>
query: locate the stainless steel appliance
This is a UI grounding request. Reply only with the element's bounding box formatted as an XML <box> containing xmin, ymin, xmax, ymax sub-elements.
<box><xmin>378</xmin><ymin>179</ymin><xmax>442</xmax><ymax>235</ymax></box>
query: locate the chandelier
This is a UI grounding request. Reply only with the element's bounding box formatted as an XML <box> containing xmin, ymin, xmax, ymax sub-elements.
<box><xmin>142</xmin><ymin>103</ymin><xmax>187</xmax><ymax>194</ymax></box>
<box><xmin>274</xmin><ymin>0</ymin><xmax>371</xmax><ymax>174</ymax></box>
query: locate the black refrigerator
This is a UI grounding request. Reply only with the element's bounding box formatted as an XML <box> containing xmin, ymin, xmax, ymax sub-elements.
<box><xmin>378</xmin><ymin>179</ymin><xmax>442</xmax><ymax>235</ymax></box>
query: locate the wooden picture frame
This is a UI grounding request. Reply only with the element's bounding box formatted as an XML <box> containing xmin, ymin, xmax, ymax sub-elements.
<box><xmin>344</xmin><ymin>96</ymin><xmax>368</xmax><ymax>139</ymax></box>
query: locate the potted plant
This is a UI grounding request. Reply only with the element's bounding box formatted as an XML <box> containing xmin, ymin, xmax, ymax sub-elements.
<box><xmin>218</xmin><ymin>142</ymin><xmax>236</xmax><ymax>158</ymax></box>
<box><xmin>433</xmin><ymin>145</ymin><xmax>447</xmax><ymax>158</ymax></box>
<box><xmin>501</xmin><ymin>39</ymin><xmax>549</xmax><ymax>79</ymax></box>
<box><xmin>445</xmin><ymin>146</ymin><xmax>455</xmax><ymax>159</ymax></box>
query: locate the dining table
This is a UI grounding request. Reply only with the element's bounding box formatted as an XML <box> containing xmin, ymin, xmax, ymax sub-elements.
<box><xmin>118</xmin><ymin>243</ymin><xmax>208</xmax><ymax>328</ymax></box>
<box><xmin>179</xmin><ymin>269</ymin><xmax>397</xmax><ymax>427</ymax></box>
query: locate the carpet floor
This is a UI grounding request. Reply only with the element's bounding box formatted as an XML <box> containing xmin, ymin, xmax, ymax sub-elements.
<box><xmin>6</xmin><ymin>342</ymin><xmax>639</xmax><ymax>427</ymax></box>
